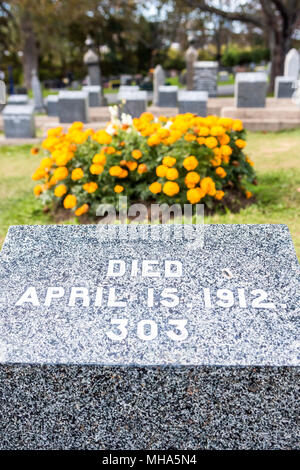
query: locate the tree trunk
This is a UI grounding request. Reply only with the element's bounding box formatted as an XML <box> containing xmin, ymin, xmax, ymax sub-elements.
<box><xmin>20</xmin><ymin>12</ymin><xmax>38</xmax><ymax>90</ymax></box>
<box><xmin>269</xmin><ymin>29</ymin><xmax>291</xmax><ymax>93</ymax></box>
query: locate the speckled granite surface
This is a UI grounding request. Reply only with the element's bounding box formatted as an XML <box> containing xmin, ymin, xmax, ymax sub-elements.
<box><xmin>0</xmin><ymin>224</ymin><xmax>299</xmax><ymax>449</ymax></box>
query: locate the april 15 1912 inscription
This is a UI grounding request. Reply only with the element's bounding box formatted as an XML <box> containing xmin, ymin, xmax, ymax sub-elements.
<box><xmin>0</xmin><ymin>224</ymin><xmax>299</xmax><ymax>365</ymax></box>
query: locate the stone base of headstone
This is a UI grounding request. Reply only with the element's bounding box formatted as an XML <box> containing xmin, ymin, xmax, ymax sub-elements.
<box><xmin>235</xmin><ymin>72</ymin><xmax>268</xmax><ymax>108</ymax></box>
<box><xmin>7</xmin><ymin>95</ymin><xmax>29</xmax><ymax>106</ymax></box>
<box><xmin>158</xmin><ymin>86</ymin><xmax>178</xmax><ymax>107</ymax></box>
<box><xmin>275</xmin><ymin>76</ymin><xmax>295</xmax><ymax>98</ymax></box>
<box><xmin>2</xmin><ymin>105</ymin><xmax>35</xmax><ymax>138</ymax></box>
<box><xmin>118</xmin><ymin>90</ymin><xmax>147</xmax><ymax>118</ymax></box>
<box><xmin>46</xmin><ymin>95</ymin><xmax>59</xmax><ymax>116</ymax></box>
<box><xmin>178</xmin><ymin>90</ymin><xmax>208</xmax><ymax>116</ymax></box>
<box><xmin>194</xmin><ymin>61</ymin><xmax>218</xmax><ymax>97</ymax></box>
<box><xmin>82</xmin><ymin>85</ymin><xmax>102</xmax><ymax>107</ymax></box>
<box><xmin>58</xmin><ymin>91</ymin><xmax>89</xmax><ymax>123</ymax></box>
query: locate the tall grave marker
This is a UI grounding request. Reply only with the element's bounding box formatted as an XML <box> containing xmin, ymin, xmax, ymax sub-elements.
<box><xmin>0</xmin><ymin>224</ymin><xmax>298</xmax><ymax>449</ymax></box>
<box><xmin>153</xmin><ymin>65</ymin><xmax>165</xmax><ymax>106</ymax></box>
<box><xmin>194</xmin><ymin>61</ymin><xmax>218</xmax><ymax>97</ymax></box>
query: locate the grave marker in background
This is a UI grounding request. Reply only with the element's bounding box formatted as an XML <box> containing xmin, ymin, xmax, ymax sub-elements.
<box><xmin>153</xmin><ymin>65</ymin><xmax>165</xmax><ymax>105</ymax></box>
<box><xmin>178</xmin><ymin>90</ymin><xmax>207</xmax><ymax>116</ymax></box>
<box><xmin>284</xmin><ymin>48</ymin><xmax>300</xmax><ymax>79</ymax></box>
<box><xmin>2</xmin><ymin>105</ymin><xmax>35</xmax><ymax>138</ymax></box>
<box><xmin>194</xmin><ymin>61</ymin><xmax>218</xmax><ymax>97</ymax></box>
<box><xmin>58</xmin><ymin>90</ymin><xmax>89</xmax><ymax>123</ymax></box>
<box><xmin>235</xmin><ymin>72</ymin><xmax>268</xmax><ymax>107</ymax></box>
<box><xmin>118</xmin><ymin>90</ymin><xmax>147</xmax><ymax>117</ymax></box>
<box><xmin>46</xmin><ymin>95</ymin><xmax>59</xmax><ymax>116</ymax></box>
<box><xmin>31</xmin><ymin>69</ymin><xmax>45</xmax><ymax>113</ymax></box>
<box><xmin>158</xmin><ymin>85</ymin><xmax>178</xmax><ymax>107</ymax></box>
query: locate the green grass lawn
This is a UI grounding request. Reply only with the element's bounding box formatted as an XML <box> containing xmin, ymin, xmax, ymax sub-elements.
<box><xmin>0</xmin><ymin>129</ymin><xmax>299</xmax><ymax>259</ymax></box>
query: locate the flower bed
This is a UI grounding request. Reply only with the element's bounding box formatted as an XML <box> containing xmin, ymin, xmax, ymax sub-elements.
<box><xmin>32</xmin><ymin>110</ymin><xmax>256</xmax><ymax>218</ymax></box>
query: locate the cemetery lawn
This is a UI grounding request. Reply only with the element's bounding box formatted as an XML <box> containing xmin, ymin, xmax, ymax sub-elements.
<box><xmin>0</xmin><ymin>128</ymin><xmax>299</xmax><ymax>260</ymax></box>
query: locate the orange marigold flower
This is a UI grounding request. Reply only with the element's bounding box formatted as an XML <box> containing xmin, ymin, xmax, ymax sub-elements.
<box><xmin>235</xmin><ymin>138</ymin><xmax>246</xmax><ymax>149</ymax></box>
<box><xmin>215</xmin><ymin>190</ymin><xmax>225</xmax><ymax>200</ymax></box>
<box><xmin>137</xmin><ymin>164</ymin><xmax>148</xmax><ymax>174</ymax></box>
<box><xmin>205</xmin><ymin>136</ymin><xmax>218</xmax><ymax>149</ymax></box>
<box><xmin>166</xmin><ymin>167</ymin><xmax>179</xmax><ymax>181</ymax></box>
<box><xmin>187</xmin><ymin>187</ymin><xmax>205</xmax><ymax>204</ymax></box>
<box><xmin>114</xmin><ymin>185</ymin><xmax>124</xmax><ymax>193</ymax></box>
<box><xmin>39</xmin><ymin>158</ymin><xmax>52</xmax><ymax>169</ymax></box>
<box><xmin>109</xmin><ymin>166</ymin><xmax>123</xmax><ymax>177</ymax></box>
<box><xmin>220</xmin><ymin>145</ymin><xmax>233</xmax><ymax>157</ymax></box>
<box><xmin>75</xmin><ymin>204</ymin><xmax>89</xmax><ymax>217</ymax></box>
<box><xmin>33</xmin><ymin>184</ymin><xmax>43</xmax><ymax>196</ymax></box>
<box><xmin>184</xmin><ymin>133</ymin><xmax>197</xmax><ymax>142</ymax></box>
<box><xmin>54</xmin><ymin>184</ymin><xmax>67</xmax><ymax>197</ymax></box>
<box><xmin>93</xmin><ymin>153</ymin><xmax>106</xmax><ymax>165</ymax></box>
<box><xmin>197</xmin><ymin>137</ymin><xmax>206</xmax><ymax>145</ymax></box>
<box><xmin>90</xmin><ymin>164</ymin><xmax>104</xmax><ymax>175</ymax></box>
<box><xmin>149</xmin><ymin>182</ymin><xmax>162</xmax><ymax>194</ymax></box>
<box><xmin>32</xmin><ymin>168</ymin><xmax>46</xmax><ymax>181</ymax></box>
<box><xmin>162</xmin><ymin>156</ymin><xmax>176</xmax><ymax>167</ymax></box>
<box><xmin>232</xmin><ymin>119</ymin><xmax>243</xmax><ymax>131</ymax></box>
<box><xmin>30</xmin><ymin>147</ymin><xmax>39</xmax><ymax>155</ymax></box>
<box><xmin>53</xmin><ymin>167</ymin><xmax>68</xmax><ymax>181</ymax></box>
<box><xmin>218</xmin><ymin>133</ymin><xmax>230</xmax><ymax>145</ymax></box>
<box><xmin>198</xmin><ymin>126</ymin><xmax>210</xmax><ymax>136</ymax></box>
<box><xmin>63</xmin><ymin>194</ymin><xmax>77</xmax><ymax>209</ymax></box>
<box><xmin>215</xmin><ymin>166</ymin><xmax>227</xmax><ymax>178</ymax></box>
<box><xmin>93</xmin><ymin>130</ymin><xmax>112</xmax><ymax>144</ymax></box>
<box><xmin>201</xmin><ymin>177</ymin><xmax>216</xmax><ymax>196</ymax></box>
<box><xmin>119</xmin><ymin>169</ymin><xmax>128</xmax><ymax>178</ymax></box>
<box><xmin>83</xmin><ymin>182</ymin><xmax>98</xmax><ymax>193</ymax></box>
<box><xmin>183</xmin><ymin>156</ymin><xmax>198</xmax><ymax>171</ymax></box>
<box><xmin>156</xmin><ymin>165</ymin><xmax>168</xmax><ymax>177</ymax></box>
<box><xmin>184</xmin><ymin>171</ymin><xmax>200</xmax><ymax>189</ymax></box>
<box><xmin>147</xmin><ymin>134</ymin><xmax>161</xmax><ymax>146</ymax></box>
<box><xmin>246</xmin><ymin>156</ymin><xmax>254</xmax><ymax>167</ymax></box>
<box><xmin>104</xmin><ymin>146</ymin><xmax>116</xmax><ymax>154</ymax></box>
<box><xmin>132</xmin><ymin>149</ymin><xmax>142</xmax><ymax>159</ymax></box>
<box><xmin>127</xmin><ymin>161</ymin><xmax>138</xmax><ymax>171</ymax></box>
<box><xmin>245</xmin><ymin>190</ymin><xmax>253</xmax><ymax>199</ymax></box>
<box><xmin>163</xmin><ymin>181</ymin><xmax>180</xmax><ymax>197</ymax></box>
<box><xmin>71</xmin><ymin>168</ymin><xmax>84</xmax><ymax>181</ymax></box>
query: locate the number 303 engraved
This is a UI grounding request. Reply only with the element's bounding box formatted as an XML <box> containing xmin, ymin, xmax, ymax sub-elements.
<box><xmin>106</xmin><ymin>318</ymin><xmax>188</xmax><ymax>342</ymax></box>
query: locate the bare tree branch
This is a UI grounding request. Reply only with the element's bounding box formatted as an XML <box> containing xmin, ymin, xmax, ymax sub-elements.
<box><xmin>184</xmin><ymin>0</ymin><xmax>264</xmax><ymax>28</ymax></box>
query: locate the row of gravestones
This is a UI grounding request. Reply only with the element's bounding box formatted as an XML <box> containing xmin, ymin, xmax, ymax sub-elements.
<box><xmin>2</xmin><ymin>86</ymin><xmax>103</xmax><ymax>138</ymax></box>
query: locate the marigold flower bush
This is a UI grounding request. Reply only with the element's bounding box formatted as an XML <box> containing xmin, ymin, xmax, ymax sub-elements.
<box><xmin>32</xmin><ymin>109</ymin><xmax>256</xmax><ymax>217</ymax></box>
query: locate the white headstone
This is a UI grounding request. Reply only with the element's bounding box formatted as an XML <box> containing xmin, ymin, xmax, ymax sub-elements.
<box><xmin>31</xmin><ymin>70</ymin><xmax>44</xmax><ymax>112</ymax></box>
<box><xmin>153</xmin><ymin>65</ymin><xmax>165</xmax><ymax>105</ymax></box>
<box><xmin>284</xmin><ymin>49</ymin><xmax>300</xmax><ymax>79</ymax></box>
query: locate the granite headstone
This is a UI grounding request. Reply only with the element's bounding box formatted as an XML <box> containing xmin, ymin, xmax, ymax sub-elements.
<box><xmin>2</xmin><ymin>105</ymin><xmax>35</xmax><ymax>138</ymax></box>
<box><xmin>194</xmin><ymin>61</ymin><xmax>218</xmax><ymax>97</ymax></box>
<box><xmin>178</xmin><ymin>90</ymin><xmax>208</xmax><ymax>116</ymax></box>
<box><xmin>82</xmin><ymin>85</ymin><xmax>102</xmax><ymax>107</ymax></box>
<box><xmin>0</xmin><ymin>224</ymin><xmax>299</xmax><ymax>449</ymax></box>
<box><xmin>118</xmin><ymin>90</ymin><xmax>147</xmax><ymax>118</ymax></box>
<box><xmin>275</xmin><ymin>76</ymin><xmax>295</xmax><ymax>98</ymax></box>
<box><xmin>7</xmin><ymin>94</ymin><xmax>29</xmax><ymax>105</ymax></box>
<box><xmin>46</xmin><ymin>95</ymin><xmax>59</xmax><ymax>116</ymax></box>
<box><xmin>158</xmin><ymin>85</ymin><xmax>178</xmax><ymax>107</ymax></box>
<box><xmin>58</xmin><ymin>90</ymin><xmax>89</xmax><ymax>123</ymax></box>
<box><xmin>235</xmin><ymin>72</ymin><xmax>268</xmax><ymax>107</ymax></box>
